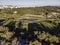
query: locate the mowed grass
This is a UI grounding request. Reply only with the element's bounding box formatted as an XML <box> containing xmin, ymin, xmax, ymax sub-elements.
<box><xmin>0</xmin><ymin>14</ymin><xmax>22</xmax><ymax>21</ymax></box>
<box><xmin>41</xmin><ymin>22</ymin><xmax>56</xmax><ymax>28</ymax></box>
<box><xmin>0</xmin><ymin>13</ymin><xmax>60</xmax><ymax>21</ymax></box>
<box><xmin>0</xmin><ymin>13</ymin><xmax>60</xmax><ymax>29</ymax></box>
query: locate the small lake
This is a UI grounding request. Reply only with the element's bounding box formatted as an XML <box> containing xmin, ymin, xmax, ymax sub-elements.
<box><xmin>20</xmin><ymin>18</ymin><xmax>38</xmax><ymax>21</ymax></box>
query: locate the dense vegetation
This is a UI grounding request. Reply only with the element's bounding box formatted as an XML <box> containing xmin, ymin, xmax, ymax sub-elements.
<box><xmin>0</xmin><ymin>6</ymin><xmax>60</xmax><ymax>15</ymax></box>
<box><xmin>0</xmin><ymin>6</ymin><xmax>60</xmax><ymax>45</ymax></box>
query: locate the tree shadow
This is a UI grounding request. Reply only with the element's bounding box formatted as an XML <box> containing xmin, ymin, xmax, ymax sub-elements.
<box><xmin>0</xmin><ymin>20</ymin><xmax>60</xmax><ymax>45</ymax></box>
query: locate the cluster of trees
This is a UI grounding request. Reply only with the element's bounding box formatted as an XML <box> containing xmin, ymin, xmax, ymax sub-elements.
<box><xmin>0</xmin><ymin>18</ymin><xmax>60</xmax><ymax>45</ymax></box>
<box><xmin>0</xmin><ymin>6</ymin><xmax>60</xmax><ymax>45</ymax></box>
<box><xmin>0</xmin><ymin>6</ymin><xmax>60</xmax><ymax>15</ymax></box>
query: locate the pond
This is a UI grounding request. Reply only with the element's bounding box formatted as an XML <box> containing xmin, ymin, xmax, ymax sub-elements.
<box><xmin>20</xmin><ymin>18</ymin><xmax>38</xmax><ymax>21</ymax></box>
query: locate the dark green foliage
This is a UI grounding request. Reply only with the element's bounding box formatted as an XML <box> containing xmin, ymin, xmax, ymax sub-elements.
<box><xmin>0</xmin><ymin>6</ymin><xmax>60</xmax><ymax>15</ymax></box>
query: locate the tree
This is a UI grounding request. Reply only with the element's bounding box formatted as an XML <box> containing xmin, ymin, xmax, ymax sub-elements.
<box><xmin>45</xmin><ymin>12</ymin><xmax>48</xmax><ymax>21</ymax></box>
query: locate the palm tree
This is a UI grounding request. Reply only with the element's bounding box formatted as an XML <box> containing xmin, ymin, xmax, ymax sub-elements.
<box><xmin>45</xmin><ymin>12</ymin><xmax>48</xmax><ymax>21</ymax></box>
